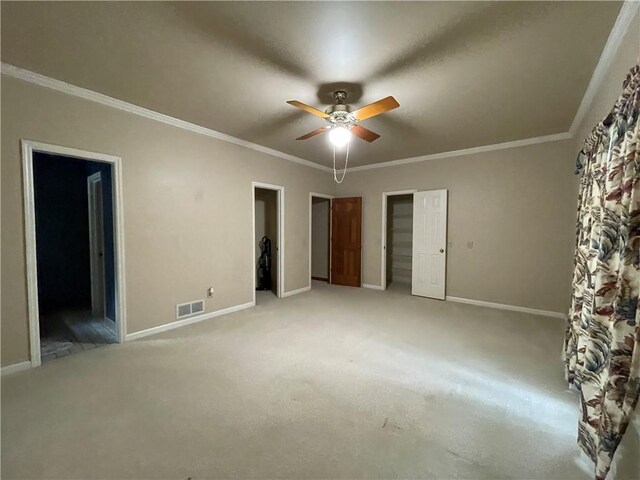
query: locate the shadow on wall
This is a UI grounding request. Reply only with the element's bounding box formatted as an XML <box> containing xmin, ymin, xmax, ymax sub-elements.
<box><xmin>33</xmin><ymin>152</ymin><xmax>115</xmax><ymax>320</ymax></box>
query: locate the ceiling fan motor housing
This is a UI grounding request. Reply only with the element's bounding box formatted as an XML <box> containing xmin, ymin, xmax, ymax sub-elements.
<box><xmin>325</xmin><ymin>104</ymin><xmax>355</xmax><ymax>126</ymax></box>
<box><xmin>324</xmin><ymin>90</ymin><xmax>356</xmax><ymax>126</ymax></box>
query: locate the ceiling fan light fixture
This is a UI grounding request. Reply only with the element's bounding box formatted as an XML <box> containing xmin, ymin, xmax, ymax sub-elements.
<box><xmin>328</xmin><ymin>126</ymin><xmax>351</xmax><ymax>148</ymax></box>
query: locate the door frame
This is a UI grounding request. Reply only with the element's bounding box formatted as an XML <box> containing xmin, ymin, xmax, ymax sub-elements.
<box><xmin>309</xmin><ymin>192</ymin><xmax>334</xmax><ymax>287</ymax></box>
<box><xmin>251</xmin><ymin>182</ymin><xmax>285</xmax><ymax>302</ymax></box>
<box><xmin>380</xmin><ymin>189</ymin><xmax>418</xmax><ymax>290</ymax></box>
<box><xmin>21</xmin><ymin>140</ymin><xmax>127</xmax><ymax>367</ymax></box>
<box><xmin>87</xmin><ymin>172</ymin><xmax>106</xmax><ymax>318</ymax></box>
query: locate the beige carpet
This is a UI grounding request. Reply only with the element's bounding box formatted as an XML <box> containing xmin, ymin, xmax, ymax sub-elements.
<box><xmin>1</xmin><ymin>282</ymin><xmax>636</xmax><ymax>479</ymax></box>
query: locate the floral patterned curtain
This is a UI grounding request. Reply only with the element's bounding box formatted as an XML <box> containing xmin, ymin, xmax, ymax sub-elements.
<box><xmin>564</xmin><ymin>64</ymin><xmax>640</xmax><ymax>480</ymax></box>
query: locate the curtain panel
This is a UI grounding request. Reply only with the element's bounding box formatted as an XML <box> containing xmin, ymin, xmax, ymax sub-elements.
<box><xmin>564</xmin><ymin>64</ymin><xmax>640</xmax><ymax>480</ymax></box>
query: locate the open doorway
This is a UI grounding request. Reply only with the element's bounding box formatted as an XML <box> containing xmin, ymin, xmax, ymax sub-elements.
<box><xmin>382</xmin><ymin>191</ymin><xmax>415</xmax><ymax>293</ymax></box>
<box><xmin>252</xmin><ymin>183</ymin><xmax>283</xmax><ymax>303</ymax></box>
<box><xmin>310</xmin><ymin>194</ymin><xmax>331</xmax><ymax>285</ymax></box>
<box><xmin>31</xmin><ymin>151</ymin><xmax>118</xmax><ymax>362</ymax></box>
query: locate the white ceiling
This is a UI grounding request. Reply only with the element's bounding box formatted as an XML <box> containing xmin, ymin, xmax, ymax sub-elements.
<box><xmin>0</xmin><ymin>1</ymin><xmax>623</xmax><ymax>167</ymax></box>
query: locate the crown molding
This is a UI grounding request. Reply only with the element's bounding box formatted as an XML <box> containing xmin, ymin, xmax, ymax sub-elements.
<box><xmin>347</xmin><ymin>131</ymin><xmax>572</xmax><ymax>172</ymax></box>
<box><xmin>5</xmin><ymin>6</ymin><xmax>633</xmax><ymax>180</ymax></box>
<box><xmin>569</xmin><ymin>0</ymin><xmax>640</xmax><ymax>137</ymax></box>
<box><xmin>0</xmin><ymin>62</ymin><xmax>332</xmax><ymax>173</ymax></box>
<box><xmin>345</xmin><ymin>2</ymin><xmax>638</xmax><ymax>173</ymax></box>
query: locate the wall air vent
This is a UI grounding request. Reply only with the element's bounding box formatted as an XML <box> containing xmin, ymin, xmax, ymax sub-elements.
<box><xmin>191</xmin><ymin>300</ymin><xmax>204</xmax><ymax>314</ymax></box>
<box><xmin>176</xmin><ymin>300</ymin><xmax>205</xmax><ymax>320</ymax></box>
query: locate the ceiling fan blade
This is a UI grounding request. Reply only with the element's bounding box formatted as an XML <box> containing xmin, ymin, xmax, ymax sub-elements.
<box><xmin>296</xmin><ymin>126</ymin><xmax>330</xmax><ymax>140</ymax></box>
<box><xmin>352</xmin><ymin>96</ymin><xmax>400</xmax><ymax>121</ymax></box>
<box><xmin>351</xmin><ymin>125</ymin><xmax>381</xmax><ymax>143</ymax></box>
<box><xmin>287</xmin><ymin>100</ymin><xmax>330</xmax><ymax>118</ymax></box>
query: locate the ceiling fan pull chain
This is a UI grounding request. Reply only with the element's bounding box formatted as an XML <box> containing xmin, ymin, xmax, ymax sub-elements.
<box><xmin>333</xmin><ymin>140</ymin><xmax>350</xmax><ymax>184</ymax></box>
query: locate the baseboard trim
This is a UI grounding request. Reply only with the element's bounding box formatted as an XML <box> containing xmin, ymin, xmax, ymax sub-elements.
<box><xmin>311</xmin><ymin>276</ymin><xmax>328</xmax><ymax>282</ymax></box>
<box><xmin>359</xmin><ymin>285</ymin><xmax>565</xmax><ymax>318</ymax></box>
<box><xmin>282</xmin><ymin>286</ymin><xmax>311</xmax><ymax>298</ymax></box>
<box><xmin>445</xmin><ymin>296</ymin><xmax>565</xmax><ymax>319</ymax></box>
<box><xmin>1</xmin><ymin>360</ymin><xmax>32</xmax><ymax>376</ymax></box>
<box><xmin>126</xmin><ymin>301</ymin><xmax>255</xmax><ymax>341</ymax></box>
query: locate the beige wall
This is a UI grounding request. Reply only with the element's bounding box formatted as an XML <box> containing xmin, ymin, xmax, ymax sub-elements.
<box><xmin>1</xmin><ymin>76</ymin><xmax>334</xmax><ymax>366</ymax></box>
<box><xmin>336</xmin><ymin>140</ymin><xmax>578</xmax><ymax>313</ymax></box>
<box><xmin>311</xmin><ymin>198</ymin><xmax>330</xmax><ymax>279</ymax></box>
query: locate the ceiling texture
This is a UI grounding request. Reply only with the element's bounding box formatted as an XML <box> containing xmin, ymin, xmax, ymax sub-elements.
<box><xmin>1</xmin><ymin>1</ymin><xmax>622</xmax><ymax>167</ymax></box>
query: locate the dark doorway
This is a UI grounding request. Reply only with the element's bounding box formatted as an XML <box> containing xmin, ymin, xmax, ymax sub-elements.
<box><xmin>311</xmin><ymin>196</ymin><xmax>331</xmax><ymax>283</ymax></box>
<box><xmin>33</xmin><ymin>152</ymin><xmax>117</xmax><ymax>362</ymax></box>
<box><xmin>254</xmin><ymin>187</ymin><xmax>279</xmax><ymax>301</ymax></box>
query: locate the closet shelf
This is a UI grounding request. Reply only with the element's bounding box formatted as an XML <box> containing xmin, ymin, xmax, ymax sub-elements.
<box><xmin>388</xmin><ymin>202</ymin><xmax>414</xmax><ymax>284</ymax></box>
<box><xmin>389</xmin><ymin>250</ymin><xmax>412</xmax><ymax>256</ymax></box>
<box><xmin>391</xmin><ymin>273</ymin><xmax>412</xmax><ymax>280</ymax></box>
<box><xmin>392</xmin><ymin>265</ymin><xmax>413</xmax><ymax>272</ymax></box>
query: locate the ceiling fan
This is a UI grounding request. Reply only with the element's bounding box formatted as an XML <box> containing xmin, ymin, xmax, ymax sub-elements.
<box><xmin>287</xmin><ymin>91</ymin><xmax>399</xmax><ymax>147</ymax></box>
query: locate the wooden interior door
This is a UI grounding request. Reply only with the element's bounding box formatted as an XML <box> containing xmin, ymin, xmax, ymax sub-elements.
<box><xmin>331</xmin><ymin>197</ymin><xmax>362</xmax><ymax>287</ymax></box>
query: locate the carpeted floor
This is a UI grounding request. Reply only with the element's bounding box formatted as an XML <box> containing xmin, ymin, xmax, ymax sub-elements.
<box><xmin>1</xmin><ymin>282</ymin><xmax>632</xmax><ymax>479</ymax></box>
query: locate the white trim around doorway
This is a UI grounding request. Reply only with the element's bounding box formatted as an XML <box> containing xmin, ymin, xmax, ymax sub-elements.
<box><xmin>21</xmin><ymin>140</ymin><xmax>127</xmax><ymax>368</ymax></box>
<box><xmin>251</xmin><ymin>182</ymin><xmax>285</xmax><ymax>302</ymax></box>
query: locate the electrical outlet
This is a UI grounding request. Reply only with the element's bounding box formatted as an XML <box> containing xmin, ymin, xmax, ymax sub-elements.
<box><xmin>207</xmin><ymin>287</ymin><xmax>214</xmax><ymax>297</ymax></box>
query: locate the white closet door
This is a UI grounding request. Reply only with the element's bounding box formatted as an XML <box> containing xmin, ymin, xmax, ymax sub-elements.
<box><xmin>412</xmin><ymin>190</ymin><xmax>447</xmax><ymax>299</ymax></box>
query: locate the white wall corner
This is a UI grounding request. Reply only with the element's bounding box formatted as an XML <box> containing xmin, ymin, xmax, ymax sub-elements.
<box><xmin>569</xmin><ymin>1</ymin><xmax>640</xmax><ymax>136</ymax></box>
<box><xmin>282</xmin><ymin>286</ymin><xmax>311</xmax><ymax>298</ymax></box>
<box><xmin>1</xmin><ymin>361</ymin><xmax>32</xmax><ymax>376</ymax></box>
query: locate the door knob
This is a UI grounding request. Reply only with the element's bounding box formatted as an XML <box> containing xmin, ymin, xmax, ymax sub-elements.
<box><xmin>439</xmin><ymin>249</ymin><xmax>444</xmax><ymax>253</ymax></box>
